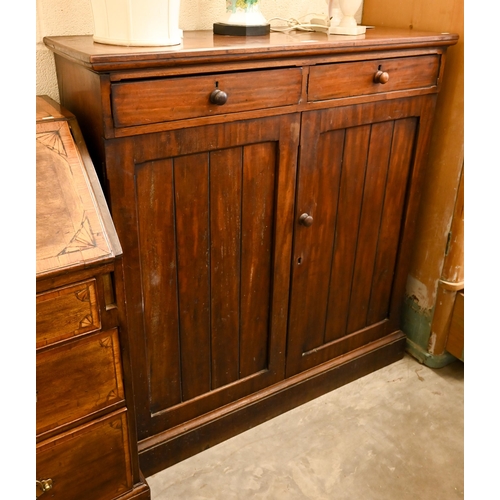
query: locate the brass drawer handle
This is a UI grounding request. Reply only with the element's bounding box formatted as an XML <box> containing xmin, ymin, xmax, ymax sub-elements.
<box><xmin>373</xmin><ymin>70</ymin><xmax>390</xmax><ymax>84</ymax></box>
<box><xmin>209</xmin><ymin>89</ymin><xmax>228</xmax><ymax>105</ymax></box>
<box><xmin>36</xmin><ymin>479</ymin><xmax>53</xmax><ymax>497</ymax></box>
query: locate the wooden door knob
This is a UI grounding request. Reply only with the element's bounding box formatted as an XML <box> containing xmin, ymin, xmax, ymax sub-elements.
<box><xmin>299</xmin><ymin>213</ymin><xmax>314</xmax><ymax>227</ymax></box>
<box><xmin>373</xmin><ymin>70</ymin><xmax>389</xmax><ymax>84</ymax></box>
<box><xmin>210</xmin><ymin>89</ymin><xmax>228</xmax><ymax>105</ymax></box>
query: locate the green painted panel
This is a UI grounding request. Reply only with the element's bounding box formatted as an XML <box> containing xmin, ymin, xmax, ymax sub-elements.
<box><xmin>401</xmin><ymin>294</ymin><xmax>433</xmax><ymax>349</ymax></box>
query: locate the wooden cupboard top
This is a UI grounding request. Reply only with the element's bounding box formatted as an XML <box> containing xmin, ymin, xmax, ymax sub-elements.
<box><xmin>36</xmin><ymin>96</ymin><xmax>121</xmax><ymax>279</ymax></box>
<box><xmin>44</xmin><ymin>28</ymin><xmax>458</xmax><ymax>72</ymax></box>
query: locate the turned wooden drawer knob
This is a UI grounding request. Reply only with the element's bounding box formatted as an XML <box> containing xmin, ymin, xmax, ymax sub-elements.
<box><xmin>299</xmin><ymin>213</ymin><xmax>314</xmax><ymax>227</ymax></box>
<box><xmin>373</xmin><ymin>70</ymin><xmax>390</xmax><ymax>84</ymax></box>
<box><xmin>210</xmin><ymin>89</ymin><xmax>228</xmax><ymax>105</ymax></box>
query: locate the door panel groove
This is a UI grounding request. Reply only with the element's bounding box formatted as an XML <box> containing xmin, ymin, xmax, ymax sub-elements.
<box><xmin>325</xmin><ymin>124</ymin><xmax>371</xmax><ymax>343</ymax></box>
<box><xmin>345</xmin><ymin>120</ymin><xmax>395</xmax><ymax>335</ymax></box>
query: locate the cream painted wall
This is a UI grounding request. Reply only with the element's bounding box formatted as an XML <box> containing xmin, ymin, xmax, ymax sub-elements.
<box><xmin>37</xmin><ymin>0</ymin><xmax>363</xmax><ymax>102</ymax></box>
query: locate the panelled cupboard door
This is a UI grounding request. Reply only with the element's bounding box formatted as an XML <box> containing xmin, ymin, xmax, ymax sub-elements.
<box><xmin>105</xmin><ymin>115</ymin><xmax>300</xmax><ymax>439</ymax></box>
<box><xmin>286</xmin><ymin>97</ymin><xmax>435</xmax><ymax>377</ymax></box>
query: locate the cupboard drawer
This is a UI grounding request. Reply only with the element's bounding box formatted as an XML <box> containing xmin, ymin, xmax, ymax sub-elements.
<box><xmin>308</xmin><ymin>55</ymin><xmax>440</xmax><ymax>101</ymax></box>
<box><xmin>36</xmin><ymin>328</ymin><xmax>125</xmax><ymax>436</ymax></box>
<box><xmin>36</xmin><ymin>279</ymin><xmax>101</xmax><ymax>348</ymax></box>
<box><xmin>111</xmin><ymin>68</ymin><xmax>302</xmax><ymax>127</ymax></box>
<box><xmin>36</xmin><ymin>410</ymin><xmax>133</xmax><ymax>500</ymax></box>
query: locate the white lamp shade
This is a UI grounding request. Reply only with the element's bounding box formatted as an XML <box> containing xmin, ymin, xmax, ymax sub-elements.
<box><xmin>90</xmin><ymin>0</ymin><xmax>182</xmax><ymax>46</ymax></box>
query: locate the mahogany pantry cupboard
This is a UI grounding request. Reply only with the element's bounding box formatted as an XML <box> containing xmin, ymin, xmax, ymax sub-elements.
<box><xmin>36</xmin><ymin>96</ymin><xmax>150</xmax><ymax>499</ymax></box>
<box><xmin>44</xmin><ymin>28</ymin><xmax>458</xmax><ymax>476</ymax></box>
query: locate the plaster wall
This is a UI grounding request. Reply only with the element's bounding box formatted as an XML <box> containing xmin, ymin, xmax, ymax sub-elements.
<box><xmin>36</xmin><ymin>0</ymin><xmax>362</xmax><ymax>102</ymax></box>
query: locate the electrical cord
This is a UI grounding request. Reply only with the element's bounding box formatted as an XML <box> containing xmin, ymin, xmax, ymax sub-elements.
<box><xmin>267</xmin><ymin>14</ymin><xmax>330</xmax><ymax>33</ymax></box>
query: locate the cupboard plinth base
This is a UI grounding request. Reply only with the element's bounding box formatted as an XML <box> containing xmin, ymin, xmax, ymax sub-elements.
<box><xmin>140</xmin><ymin>331</ymin><xmax>406</xmax><ymax>477</ymax></box>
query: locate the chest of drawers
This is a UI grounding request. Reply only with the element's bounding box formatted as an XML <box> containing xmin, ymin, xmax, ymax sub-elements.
<box><xmin>36</xmin><ymin>96</ymin><xmax>150</xmax><ymax>499</ymax></box>
<box><xmin>44</xmin><ymin>28</ymin><xmax>458</xmax><ymax>476</ymax></box>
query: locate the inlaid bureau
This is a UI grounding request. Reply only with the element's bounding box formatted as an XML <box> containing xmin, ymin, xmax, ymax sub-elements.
<box><xmin>44</xmin><ymin>28</ymin><xmax>458</xmax><ymax>476</ymax></box>
<box><xmin>36</xmin><ymin>96</ymin><xmax>150</xmax><ymax>499</ymax></box>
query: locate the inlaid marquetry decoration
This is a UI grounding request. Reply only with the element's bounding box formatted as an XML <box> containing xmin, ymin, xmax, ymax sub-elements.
<box><xmin>79</xmin><ymin>314</ymin><xmax>95</xmax><ymax>329</ymax></box>
<box><xmin>106</xmin><ymin>389</ymin><xmax>119</xmax><ymax>402</ymax></box>
<box><xmin>75</xmin><ymin>287</ymin><xmax>91</xmax><ymax>302</ymax></box>
<box><xmin>36</xmin><ymin>118</ymin><xmax>112</xmax><ymax>276</ymax></box>
<box><xmin>99</xmin><ymin>336</ymin><xmax>113</xmax><ymax>349</ymax></box>
<box><xmin>109</xmin><ymin>418</ymin><xmax>123</xmax><ymax>431</ymax></box>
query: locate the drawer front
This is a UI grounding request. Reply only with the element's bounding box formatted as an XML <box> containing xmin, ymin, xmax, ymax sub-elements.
<box><xmin>36</xmin><ymin>328</ymin><xmax>125</xmax><ymax>436</ymax></box>
<box><xmin>111</xmin><ymin>68</ymin><xmax>302</xmax><ymax>127</ymax></box>
<box><xmin>308</xmin><ymin>55</ymin><xmax>440</xmax><ymax>101</ymax></box>
<box><xmin>36</xmin><ymin>279</ymin><xmax>100</xmax><ymax>348</ymax></box>
<box><xmin>36</xmin><ymin>410</ymin><xmax>133</xmax><ymax>500</ymax></box>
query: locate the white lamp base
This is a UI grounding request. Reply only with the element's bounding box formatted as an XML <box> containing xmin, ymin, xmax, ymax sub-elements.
<box><xmin>329</xmin><ymin>25</ymin><xmax>366</xmax><ymax>35</ymax></box>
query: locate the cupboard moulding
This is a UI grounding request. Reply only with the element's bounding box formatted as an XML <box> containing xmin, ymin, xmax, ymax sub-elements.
<box><xmin>45</xmin><ymin>28</ymin><xmax>458</xmax><ymax>477</ymax></box>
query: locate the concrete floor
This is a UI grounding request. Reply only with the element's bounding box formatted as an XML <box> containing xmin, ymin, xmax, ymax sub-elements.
<box><xmin>147</xmin><ymin>353</ymin><xmax>464</xmax><ymax>499</ymax></box>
